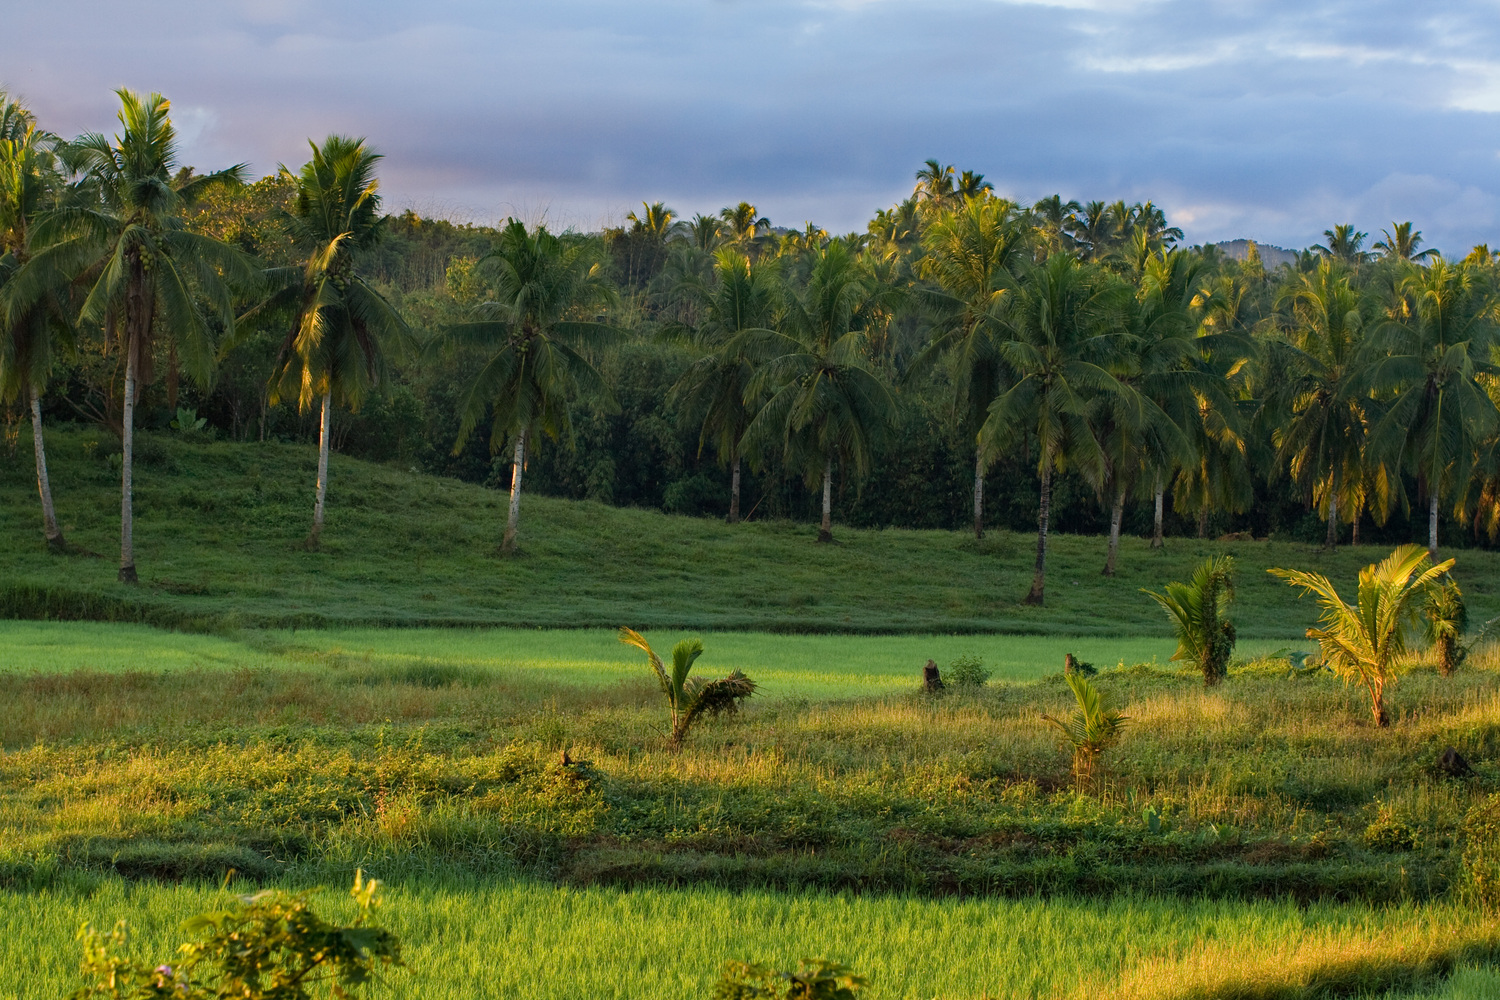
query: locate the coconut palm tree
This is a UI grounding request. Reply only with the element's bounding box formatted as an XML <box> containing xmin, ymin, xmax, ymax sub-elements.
<box><xmin>617</xmin><ymin>628</ymin><xmax>755</xmax><ymax>748</ymax></box>
<box><xmin>1366</xmin><ymin>260</ymin><xmax>1499</xmax><ymax>561</ymax></box>
<box><xmin>979</xmin><ymin>253</ymin><xmax>1126</xmax><ymax>604</ymax></box>
<box><xmin>719</xmin><ymin>202</ymin><xmax>770</xmax><ymax>254</ymax></box>
<box><xmin>1042</xmin><ymin>671</ymin><xmax>1128</xmax><ymax>787</ymax></box>
<box><xmin>669</xmin><ymin>248</ymin><xmax>779</xmax><ymax>522</ymax></box>
<box><xmin>449</xmin><ymin>219</ymin><xmax>617</xmax><ymax>553</ymax></box>
<box><xmin>1373</xmin><ymin>222</ymin><xmax>1438</xmax><ymax>263</ymax></box>
<box><xmin>1261</xmin><ymin>259</ymin><xmax>1371</xmax><ymax>549</ymax></box>
<box><xmin>1312</xmin><ymin>225</ymin><xmax>1373</xmax><ymax>266</ymax></box>
<box><xmin>0</xmin><ymin>93</ymin><xmax>70</xmax><ymax>551</ymax></box>
<box><xmin>258</xmin><ymin>136</ymin><xmax>413</xmax><ymax>550</ymax></box>
<box><xmin>913</xmin><ymin>197</ymin><xmax>1027</xmax><ymax>538</ymax></box>
<box><xmin>913</xmin><ymin>159</ymin><xmax>956</xmax><ymax>211</ymax></box>
<box><xmin>1272</xmin><ymin>545</ymin><xmax>1453</xmax><ymax>726</ymax></box>
<box><xmin>17</xmin><ymin>90</ymin><xmax>254</xmax><ymax>581</ymax></box>
<box><xmin>740</xmin><ymin>239</ymin><xmax>897</xmax><ymax>543</ymax></box>
<box><xmin>1069</xmin><ymin>201</ymin><xmax>1118</xmax><ymax>262</ymax></box>
<box><xmin>1028</xmin><ymin>195</ymin><xmax>1081</xmax><ymax>259</ymax></box>
<box><xmin>1144</xmin><ymin>555</ymin><xmax>1237</xmax><ymax>686</ymax></box>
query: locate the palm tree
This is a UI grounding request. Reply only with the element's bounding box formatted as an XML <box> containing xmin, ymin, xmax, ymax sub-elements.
<box><xmin>955</xmin><ymin>169</ymin><xmax>994</xmax><ymax>201</ymax></box>
<box><xmin>1272</xmin><ymin>545</ymin><xmax>1453</xmax><ymax>726</ymax></box>
<box><xmin>1144</xmin><ymin>555</ymin><xmax>1237</xmax><ymax>686</ymax></box>
<box><xmin>1069</xmin><ymin>201</ymin><xmax>1117</xmax><ymax>262</ymax></box>
<box><xmin>741</xmin><ymin>239</ymin><xmax>897</xmax><ymax>543</ymax></box>
<box><xmin>914</xmin><ymin>197</ymin><xmax>1026</xmax><ymax>538</ymax></box>
<box><xmin>617</xmin><ymin>628</ymin><xmax>755</xmax><ymax>748</ymax></box>
<box><xmin>1028</xmin><ymin>195</ymin><xmax>1080</xmax><ymax>259</ymax></box>
<box><xmin>719</xmin><ymin>202</ymin><xmax>770</xmax><ymax>253</ymax></box>
<box><xmin>1423</xmin><ymin>578</ymin><xmax>1466</xmax><ymax>676</ymax></box>
<box><xmin>669</xmin><ymin>249</ymin><xmax>779</xmax><ymax>522</ymax></box>
<box><xmin>1042</xmin><ymin>671</ymin><xmax>1128</xmax><ymax>787</ymax></box>
<box><xmin>1264</xmin><ymin>259</ymin><xmax>1371</xmax><ymax>549</ymax></box>
<box><xmin>259</xmin><ymin>136</ymin><xmax>412</xmax><ymax>550</ymax></box>
<box><xmin>0</xmin><ymin>93</ymin><xmax>70</xmax><ymax>551</ymax></box>
<box><xmin>449</xmin><ymin>219</ymin><xmax>617</xmax><ymax>553</ymax></box>
<box><xmin>1373</xmin><ymin>222</ymin><xmax>1438</xmax><ymax>263</ymax></box>
<box><xmin>913</xmin><ymin>159</ymin><xmax>956</xmax><ymax>211</ymax></box>
<box><xmin>682</xmin><ymin>213</ymin><xmax>723</xmax><ymax>253</ymax></box>
<box><xmin>1366</xmin><ymin>260</ymin><xmax>1499</xmax><ymax>561</ymax></box>
<box><xmin>19</xmin><ymin>91</ymin><xmax>254</xmax><ymax>581</ymax></box>
<box><xmin>1312</xmin><ymin>225</ymin><xmax>1373</xmax><ymax>266</ymax></box>
<box><xmin>979</xmin><ymin>253</ymin><xmax>1125</xmax><ymax>604</ymax></box>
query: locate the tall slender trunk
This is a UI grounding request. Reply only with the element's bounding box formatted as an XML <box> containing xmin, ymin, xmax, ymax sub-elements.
<box><xmin>1196</xmin><ymin>506</ymin><xmax>1208</xmax><ymax>539</ymax></box>
<box><xmin>1151</xmin><ymin>480</ymin><xmax>1164</xmax><ymax>549</ymax></box>
<box><xmin>817</xmin><ymin>457</ymin><xmax>833</xmax><ymax>543</ymax></box>
<box><xmin>973</xmin><ymin>450</ymin><xmax>985</xmax><ymax>540</ymax></box>
<box><xmin>1324</xmin><ymin>489</ymin><xmax>1339</xmax><ymax>550</ymax></box>
<box><xmin>1103</xmin><ymin>485</ymin><xmax>1125</xmax><ymax>577</ymax></box>
<box><xmin>118</xmin><ymin>344</ymin><xmax>138</xmax><ymax>582</ymax></box>
<box><xmin>728</xmin><ymin>452</ymin><xmax>741</xmax><ymax>524</ymax></box>
<box><xmin>1025</xmin><ymin>458</ymin><xmax>1052</xmax><ymax>605</ymax></box>
<box><xmin>502</xmin><ymin>429</ymin><xmax>526</xmax><ymax>554</ymax></box>
<box><xmin>1351</xmin><ymin>506</ymin><xmax>1360</xmax><ymax>546</ymax></box>
<box><xmin>1428</xmin><ymin>492</ymin><xmax>1439</xmax><ymax>563</ymax></box>
<box><xmin>307</xmin><ymin>389</ymin><xmax>332</xmax><ymax>550</ymax></box>
<box><xmin>30</xmin><ymin>389</ymin><xmax>64</xmax><ymax>552</ymax></box>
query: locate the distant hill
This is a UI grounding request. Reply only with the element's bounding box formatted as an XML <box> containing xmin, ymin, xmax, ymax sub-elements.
<box><xmin>1213</xmin><ymin>239</ymin><xmax>1301</xmax><ymax>268</ymax></box>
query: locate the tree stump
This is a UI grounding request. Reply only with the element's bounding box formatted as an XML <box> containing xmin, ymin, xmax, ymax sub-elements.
<box><xmin>1437</xmin><ymin>746</ymin><xmax>1473</xmax><ymax>779</ymax></box>
<box><xmin>922</xmin><ymin>660</ymin><xmax>944</xmax><ymax>692</ymax></box>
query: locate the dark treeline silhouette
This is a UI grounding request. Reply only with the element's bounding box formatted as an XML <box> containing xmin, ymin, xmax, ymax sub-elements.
<box><xmin>5</xmin><ymin>96</ymin><xmax>1500</xmax><ymax>599</ymax></box>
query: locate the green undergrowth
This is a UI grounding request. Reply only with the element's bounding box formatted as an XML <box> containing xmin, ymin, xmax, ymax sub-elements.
<box><xmin>0</xmin><ymin>876</ymin><xmax>1493</xmax><ymax>1000</ymax></box>
<box><xmin>0</xmin><ymin>641</ymin><xmax>1494</xmax><ymax>904</ymax></box>
<box><xmin>6</xmin><ymin>427</ymin><xmax>1499</xmax><ymax>634</ymax></box>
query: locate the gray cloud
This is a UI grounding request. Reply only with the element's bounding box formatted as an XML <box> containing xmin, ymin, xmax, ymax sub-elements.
<box><xmin>4</xmin><ymin>0</ymin><xmax>1499</xmax><ymax>251</ymax></box>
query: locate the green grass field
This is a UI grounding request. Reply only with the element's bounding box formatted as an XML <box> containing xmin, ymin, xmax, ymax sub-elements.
<box><xmin>0</xmin><ymin>620</ymin><xmax>1299</xmax><ymax>699</ymax></box>
<box><xmin>3</xmin><ymin>878</ymin><xmax>1495</xmax><ymax>1000</ymax></box>
<box><xmin>4</xmin><ymin>427</ymin><xmax>1499</xmax><ymax>635</ymax></box>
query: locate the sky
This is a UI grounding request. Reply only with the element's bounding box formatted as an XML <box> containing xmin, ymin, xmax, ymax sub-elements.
<box><xmin>5</xmin><ymin>0</ymin><xmax>1500</xmax><ymax>253</ymax></box>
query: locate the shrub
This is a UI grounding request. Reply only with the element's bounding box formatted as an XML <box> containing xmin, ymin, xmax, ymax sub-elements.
<box><xmin>1423</xmin><ymin>577</ymin><xmax>1468</xmax><ymax>676</ymax></box>
<box><xmin>713</xmin><ymin>960</ymin><xmax>865</xmax><ymax>1000</ymax></box>
<box><xmin>947</xmin><ymin>654</ymin><xmax>990</xmax><ymax>689</ymax></box>
<box><xmin>71</xmin><ymin>872</ymin><xmax>401</xmax><ymax>999</ymax></box>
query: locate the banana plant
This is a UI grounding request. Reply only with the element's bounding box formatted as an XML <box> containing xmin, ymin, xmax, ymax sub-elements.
<box><xmin>618</xmin><ymin>628</ymin><xmax>756</xmax><ymax>748</ymax></box>
<box><xmin>1042</xmin><ymin>670</ymin><xmax>1128</xmax><ymax>788</ymax></box>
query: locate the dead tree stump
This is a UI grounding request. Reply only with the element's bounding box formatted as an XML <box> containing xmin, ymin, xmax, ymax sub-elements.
<box><xmin>923</xmin><ymin>659</ymin><xmax>944</xmax><ymax>692</ymax></box>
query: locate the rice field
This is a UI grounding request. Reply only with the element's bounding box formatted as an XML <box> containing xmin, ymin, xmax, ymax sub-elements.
<box><xmin>0</xmin><ymin>621</ymin><xmax>1300</xmax><ymax>699</ymax></box>
<box><xmin>3</xmin><ymin>877</ymin><xmax>1494</xmax><ymax>1000</ymax></box>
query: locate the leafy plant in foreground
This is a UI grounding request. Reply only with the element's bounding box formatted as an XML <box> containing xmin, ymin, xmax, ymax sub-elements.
<box><xmin>714</xmin><ymin>960</ymin><xmax>866</xmax><ymax>1000</ymax></box>
<box><xmin>71</xmin><ymin>871</ymin><xmax>401</xmax><ymax>999</ymax></box>
<box><xmin>1271</xmin><ymin>544</ymin><xmax>1453</xmax><ymax>726</ymax></box>
<box><xmin>1144</xmin><ymin>555</ymin><xmax>1237</xmax><ymax>686</ymax></box>
<box><xmin>618</xmin><ymin>627</ymin><xmax>756</xmax><ymax>748</ymax></box>
<box><xmin>1042</xmin><ymin>670</ymin><xmax>1128</xmax><ymax>787</ymax></box>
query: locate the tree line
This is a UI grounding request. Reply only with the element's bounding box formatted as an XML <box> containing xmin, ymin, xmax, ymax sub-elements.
<box><xmin>4</xmin><ymin>92</ymin><xmax>1500</xmax><ymax>604</ymax></box>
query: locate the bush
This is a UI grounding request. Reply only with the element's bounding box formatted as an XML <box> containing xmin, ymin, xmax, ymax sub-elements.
<box><xmin>947</xmin><ymin>654</ymin><xmax>990</xmax><ymax>688</ymax></box>
<box><xmin>72</xmin><ymin>872</ymin><xmax>401</xmax><ymax>999</ymax></box>
<box><xmin>714</xmin><ymin>960</ymin><xmax>865</xmax><ymax>1000</ymax></box>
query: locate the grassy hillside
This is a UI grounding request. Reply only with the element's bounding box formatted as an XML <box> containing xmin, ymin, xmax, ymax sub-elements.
<box><xmin>3</xmin><ymin>425</ymin><xmax>1499</xmax><ymax>635</ymax></box>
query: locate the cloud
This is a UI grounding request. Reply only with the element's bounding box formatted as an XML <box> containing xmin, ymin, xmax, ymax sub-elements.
<box><xmin>2</xmin><ymin>0</ymin><xmax>1498</xmax><ymax>252</ymax></box>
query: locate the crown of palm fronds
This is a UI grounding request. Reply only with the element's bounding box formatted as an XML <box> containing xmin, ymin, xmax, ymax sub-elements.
<box><xmin>618</xmin><ymin>628</ymin><xmax>755</xmax><ymax>748</ymax></box>
<box><xmin>1042</xmin><ymin>671</ymin><xmax>1127</xmax><ymax>785</ymax></box>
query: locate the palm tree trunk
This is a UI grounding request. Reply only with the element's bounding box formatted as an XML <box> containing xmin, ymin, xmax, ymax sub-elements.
<box><xmin>973</xmin><ymin>450</ymin><xmax>985</xmax><ymax>540</ymax></box>
<box><xmin>817</xmin><ymin>457</ymin><xmax>833</xmax><ymax>543</ymax></box>
<box><xmin>1196</xmin><ymin>506</ymin><xmax>1208</xmax><ymax>539</ymax></box>
<box><xmin>1351</xmin><ymin>507</ymin><xmax>1360</xmax><ymax>546</ymax></box>
<box><xmin>1103</xmin><ymin>485</ymin><xmax>1125</xmax><ymax>577</ymax></box>
<box><xmin>1151</xmin><ymin>480</ymin><xmax>1164</xmax><ymax>549</ymax></box>
<box><xmin>308</xmin><ymin>389</ymin><xmax>332</xmax><ymax>550</ymax></box>
<box><xmin>30</xmin><ymin>389</ymin><xmax>64</xmax><ymax>552</ymax></box>
<box><xmin>502</xmin><ymin>429</ymin><xmax>526</xmax><ymax>554</ymax></box>
<box><xmin>1324</xmin><ymin>492</ymin><xmax>1338</xmax><ymax>550</ymax></box>
<box><xmin>1370</xmin><ymin>678</ymin><xmax>1388</xmax><ymax>727</ymax></box>
<box><xmin>728</xmin><ymin>452</ymin><xmax>741</xmax><ymax>524</ymax></box>
<box><xmin>119</xmin><ymin>343</ymin><xmax>138</xmax><ymax>583</ymax></box>
<box><xmin>1428</xmin><ymin>492</ymin><xmax>1439</xmax><ymax>563</ymax></box>
<box><xmin>1025</xmin><ymin>458</ymin><xmax>1051</xmax><ymax>605</ymax></box>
